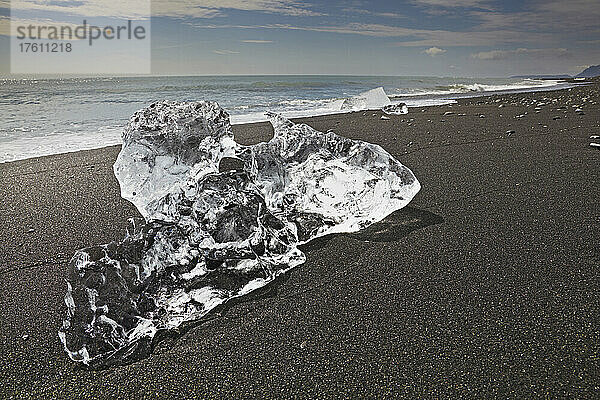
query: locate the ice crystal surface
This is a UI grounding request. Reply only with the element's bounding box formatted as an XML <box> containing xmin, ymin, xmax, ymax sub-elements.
<box><xmin>60</xmin><ymin>100</ymin><xmax>420</xmax><ymax>367</ymax></box>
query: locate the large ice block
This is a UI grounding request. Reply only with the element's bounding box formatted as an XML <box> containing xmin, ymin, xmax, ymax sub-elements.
<box><xmin>60</xmin><ymin>101</ymin><xmax>420</xmax><ymax>367</ymax></box>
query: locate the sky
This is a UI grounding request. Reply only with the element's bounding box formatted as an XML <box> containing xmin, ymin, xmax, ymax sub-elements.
<box><xmin>1</xmin><ymin>0</ymin><xmax>599</xmax><ymax>77</ymax></box>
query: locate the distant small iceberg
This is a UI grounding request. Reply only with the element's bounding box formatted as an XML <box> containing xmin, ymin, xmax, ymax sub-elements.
<box><xmin>336</xmin><ymin>87</ymin><xmax>391</xmax><ymax>111</ymax></box>
<box><xmin>333</xmin><ymin>87</ymin><xmax>408</xmax><ymax>115</ymax></box>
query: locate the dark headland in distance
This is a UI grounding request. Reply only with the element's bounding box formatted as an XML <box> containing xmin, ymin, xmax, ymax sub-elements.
<box><xmin>0</xmin><ymin>79</ymin><xmax>598</xmax><ymax>398</ymax></box>
<box><xmin>511</xmin><ymin>64</ymin><xmax>600</xmax><ymax>80</ymax></box>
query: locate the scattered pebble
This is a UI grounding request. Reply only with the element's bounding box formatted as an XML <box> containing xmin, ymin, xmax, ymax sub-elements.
<box><xmin>22</xmin><ymin>334</ymin><xmax>29</xmax><ymax>341</ymax></box>
<box><xmin>506</xmin><ymin>130</ymin><xmax>515</xmax><ymax>135</ymax></box>
<box><xmin>443</xmin><ymin>111</ymin><xmax>454</xmax><ymax>115</ymax></box>
<box><xmin>479</xmin><ymin>115</ymin><xmax>485</xmax><ymax>118</ymax></box>
<box><xmin>380</xmin><ymin>116</ymin><xmax>390</xmax><ymax>120</ymax></box>
<box><xmin>553</xmin><ymin>116</ymin><xmax>561</xmax><ymax>120</ymax></box>
<box><xmin>27</xmin><ymin>228</ymin><xmax>35</xmax><ymax>233</ymax></box>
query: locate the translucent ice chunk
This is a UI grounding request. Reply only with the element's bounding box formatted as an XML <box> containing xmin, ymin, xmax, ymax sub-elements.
<box><xmin>337</xmin><ymin>87</ymin><xmax>391</xmax><ymax>111</ymax></box>
<box><xmin>113</xmin><ymin>101</ymin><xmax>237</xmax><ymax>221</ymax></box>
<box><xmin>248</xmin><ymin>112</ymin><xmax>421</xmax><ymax>240</ymax></box>
<box><xmin>60</xmin><ymin>101</ymin><xmax>420</xmax><ymax>367</ymax></box>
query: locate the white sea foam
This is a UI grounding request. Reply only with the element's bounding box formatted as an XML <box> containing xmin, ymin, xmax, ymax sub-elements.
<box><xmin>0</xmin><ymin>126</ymin><xmax>123</xmax><ymax>163</ymax></box>
<box><xmin>0</xmin><ymin>76</ymin><xmax>573</xmax><ymax>164</ymax></box>
<box><xmin>392</xmin><ymin>79</ymin><xmax>565</xmax><ymax>97</ymax></box>
<box><xmin>229</xmin><ymin>90</ymin><xmax>385</xmax><ymax>125</ymax></box>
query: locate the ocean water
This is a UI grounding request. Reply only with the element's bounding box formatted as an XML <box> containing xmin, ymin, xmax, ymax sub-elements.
<box><xmin>0</xmin><ymin>75</ymin><xmax>572</xmax><ymax>163</ymax></box>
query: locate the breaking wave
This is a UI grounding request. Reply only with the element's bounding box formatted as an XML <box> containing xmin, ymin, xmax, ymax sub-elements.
<box><xmin>392</xmin><ymin>79</ymin><xmax>565</xmax><ymax>97</ymax></box>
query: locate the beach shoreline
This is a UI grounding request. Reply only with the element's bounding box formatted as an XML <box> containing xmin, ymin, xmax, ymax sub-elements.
<box><xmin>1</xmin><ymin>81</ymin><xmax>598</xmax><ymax>398</ymax></box>
<box><xmin>0</xmin><ymin>76</ymin><xmax>582</xmax><ymax>165</ymax></box>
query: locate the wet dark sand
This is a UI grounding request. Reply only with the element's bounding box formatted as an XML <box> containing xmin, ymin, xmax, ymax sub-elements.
<box><xmin>1</xmin><ymin>82</ymin><xmax>599</xmax><ymax>398</ymax></box>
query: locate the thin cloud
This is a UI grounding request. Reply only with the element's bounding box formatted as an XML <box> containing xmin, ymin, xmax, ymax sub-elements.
<box><xmin>342</xmin><ymin>7</ymin><xmax>406</xmax><ymax>19</ymax></box>
<box><xmin>411</xmin><ymin>0</ymin><xmax>493</xmax><ymax>9</ymax></box>
<box><xmin>411</xmin><ymin>0</ymin><xmax>495</xmax><ymax>14</ymax></box>
<box><xmin>241</xmin><ymin>40</ymin><xmax>274</xmax><ymax>43</ymax></box>
<box><xmin>6</xmin><ymin>0</ymin><xmax>323</xmax><ymax>20</ymax></box>
<box><xmin>423</xmin><ymin>47</ymin><xmax>446</xmax><ymax>56</ymax></box>
<box><xmin>471</xmin><ymin>1</ymin><xmax>600</xmax><ymax>34</ymax></box>
<box><xmin>185</xmin><ymin>0</ymin><xmax>323</xmax><ymax>17</ymax></box>
<box><xmin>0</xmin><ymin>16</ymin><xmax>81</xmax><ymax>39</ymax></box>
<box><xmin>190</xmin><ymin>22</ymin><xmax>555</xmax><ymax>47</ymax></box>
<box><xmin>9</xmin><ymin>0</ymin><xmax>151</xmax><ymax>19</ymax></box>
<box><xmin>213</xmin><ymin>49</ymin><xmax>240</xmax><ymax>55</ymax></box>
<box><xmin>471</xmin><ymin>48</ymin><xmax>569</xmax><ymax>60</ymax></box>
<box><xmin>153</xmin><ymin>42</ymin><xmax>205</xmax><ymax>50</ymax></box>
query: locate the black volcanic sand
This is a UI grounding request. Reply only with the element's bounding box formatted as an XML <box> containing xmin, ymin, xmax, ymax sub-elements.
<box><xmin>1</xmin><ymin>82</ymin><xmax>599</xmax><ymax>399</ymax></box>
